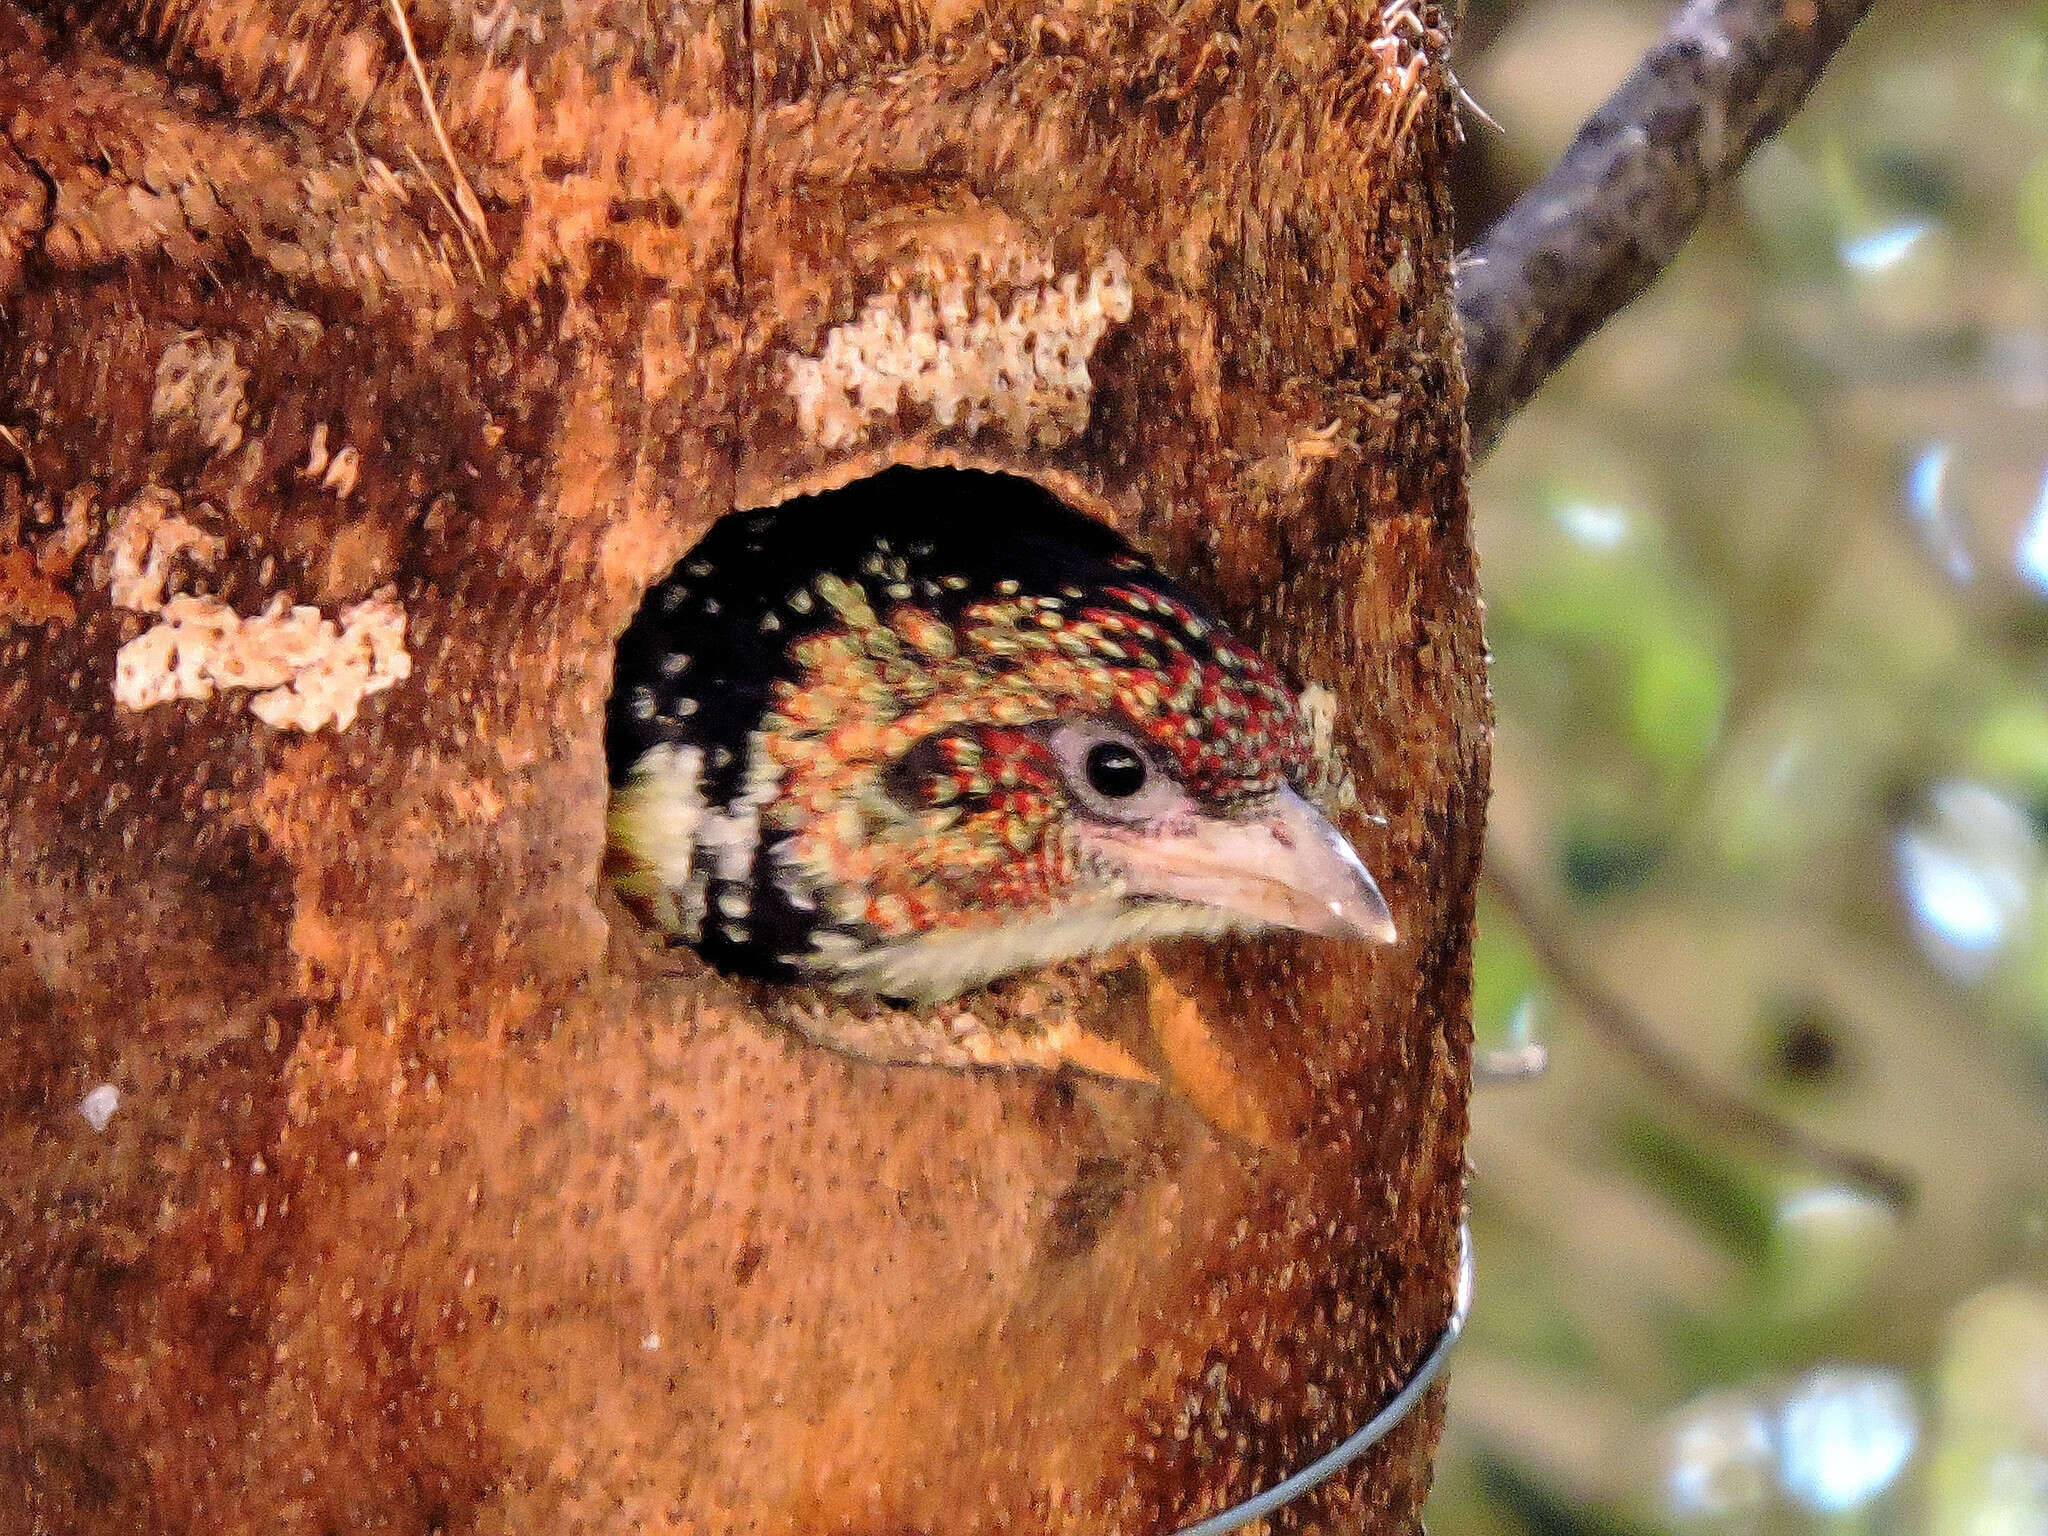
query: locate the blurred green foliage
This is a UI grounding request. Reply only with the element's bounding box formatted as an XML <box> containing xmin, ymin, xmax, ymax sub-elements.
<box><xmin>1434</xmin><ymin>2</ymin><xmax>2048</xmax><ymax>1532</ymax></box>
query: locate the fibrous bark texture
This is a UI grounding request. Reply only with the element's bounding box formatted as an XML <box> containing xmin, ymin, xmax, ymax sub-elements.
<box><xmin>1458</xmin><ymin>0</ymin><xmax>1877</xmax><ymax>455</ymax></box>
<box><xmin>0</xmin><ymin>3</ymin><xmax>1483</xmax><ymax>1533</ymax></box>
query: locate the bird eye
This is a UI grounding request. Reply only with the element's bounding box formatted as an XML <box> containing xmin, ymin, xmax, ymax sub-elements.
<box><xmin>1085</xmin><ymin>742</ymin><xmax>1147</xmax><ymax>798</ymax></box>
<box><xmin>1049</xmin><ymin>724</ymin><xmax>1181</xmax><ymax>824</ymax></box>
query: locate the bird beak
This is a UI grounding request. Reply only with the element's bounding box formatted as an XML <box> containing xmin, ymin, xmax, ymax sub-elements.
<box><xmin>1081</xmin><ymin>786</ymin><xmax>1397</xmax><ymax>944</ymax></box>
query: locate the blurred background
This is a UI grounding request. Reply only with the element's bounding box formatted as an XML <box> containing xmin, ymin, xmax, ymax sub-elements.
<box><xmin>1431</xmin><ymin>2</ymin><xmax>2048</xmax><ymax>1532</ymax></box>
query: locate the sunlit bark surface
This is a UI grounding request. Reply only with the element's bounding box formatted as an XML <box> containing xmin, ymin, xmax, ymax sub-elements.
<box><xmin>0</xmin><ymin>3</ymin><xmax>1482</xmax><ymax>1530</ymax></box>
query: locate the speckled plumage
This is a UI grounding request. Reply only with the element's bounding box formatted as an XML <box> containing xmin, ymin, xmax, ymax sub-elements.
<box><xmin>608</xmin><ymin>467</ymin><xmax>1386</xmax><ymax>1002</ymax></box>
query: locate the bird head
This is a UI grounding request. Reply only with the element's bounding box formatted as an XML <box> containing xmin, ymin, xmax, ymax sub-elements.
<box><xmin>606</xmin><ymin>468</ymin><xmax>1394</xmax><ymax>1005</ymax></box>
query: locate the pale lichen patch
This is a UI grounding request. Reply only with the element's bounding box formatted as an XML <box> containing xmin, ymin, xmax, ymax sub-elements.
<box><xmin>1241</xmin><ymin>417</ymin><xmax>1357</xmax><ymax>504</ymax></box>
<box><xmin>299</xmin><ymin>424</ymin><xmax>362</xmax><ymax>497</ymax></box>
<box><xmin>44</xmin><ymin>487</ymin><xmax>98</xmax><ymax>577</ymax></box>
<box><xmin>248</xmin><ymin>589</ymin><xmax>411</xmax><ymax>730</ymax></box>
<box><xmin>461</xmin><ymin>0</ymin><xmax>545</xmax><ymax>52</ymax></box>
<box><xmin>152</xmin><ymin>332</ymin><xmax>249</xmax><ymax>458</ymax></box>
<box><xmin>105</xmin><ymin>485</ymin><xmax>411</xmax><ymax>732</ymax></box>
<box><xmin>105</xmin><ymin>487</ymin><xmax>225</xmax><ymax>612</ymax></box>
<box><xmin>301</xmin><ymin>422</ymin><xmax>332</xmax><ymax>480</ymax></box>
<box><xmin>115</xmin><ymin>588</ymin><xmax>412</xmax><ymax>732</ymax></box>
<box><xmin>320</xmin><ymin>446</ymin><xmax>362</xmax><ymax>499</ymax></box>
<box><xmin>784</xmin><ymin>250</ymin><xmax>1134</xmax><ymax>453</ymax></box>
<box><xmin>1298</xmin><ymin>682</ymin><xmax>1362</xmax><ymax>816</ymax></box>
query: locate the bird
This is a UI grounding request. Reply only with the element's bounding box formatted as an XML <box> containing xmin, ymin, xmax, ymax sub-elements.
<box><xmin>604</xmin><ymin>466</ymin><xmax>1394</xmax><ymax>1007</ymax></box>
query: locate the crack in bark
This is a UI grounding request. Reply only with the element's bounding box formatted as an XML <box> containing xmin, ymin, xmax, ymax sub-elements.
<box><xmin>729</xmin><ymin>0</ymin><xmax>757</xmax><ymax>478</ymax></box>
<box><xmin>0</xmin><ymin>120</ymin><xmax>58</xmax><ymax>302</ymax></box>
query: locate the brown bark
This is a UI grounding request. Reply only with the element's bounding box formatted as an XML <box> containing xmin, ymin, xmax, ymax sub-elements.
<box><xmin>0</xmin><ymin>4</ymin><xmax>1482</xmax><ymax>1533</ymax></box>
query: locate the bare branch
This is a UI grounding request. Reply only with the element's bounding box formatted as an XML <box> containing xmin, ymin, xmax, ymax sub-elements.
<box><xmin>1457</xmin><ymin>0</ymin><xmax>1878</xmax><ymax>454</ymax></box>
<box><xmin>1483</xmin><ymin>863</ymin><xmax>1916</xmax><ymax>1211</ymax></box>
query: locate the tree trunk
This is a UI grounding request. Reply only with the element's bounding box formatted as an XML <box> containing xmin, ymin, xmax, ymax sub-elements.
<box><xmin>0</xmin><ymin>3</ymin><xmax>1482</xmax><ymax>1532</ymax></box>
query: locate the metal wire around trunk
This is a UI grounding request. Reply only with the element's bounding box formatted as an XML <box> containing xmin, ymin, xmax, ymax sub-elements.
<box><xmin>1166</xmin><ymin>1216</ymin><xmax>1474</xmax><ymax>1536</ymax></box>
